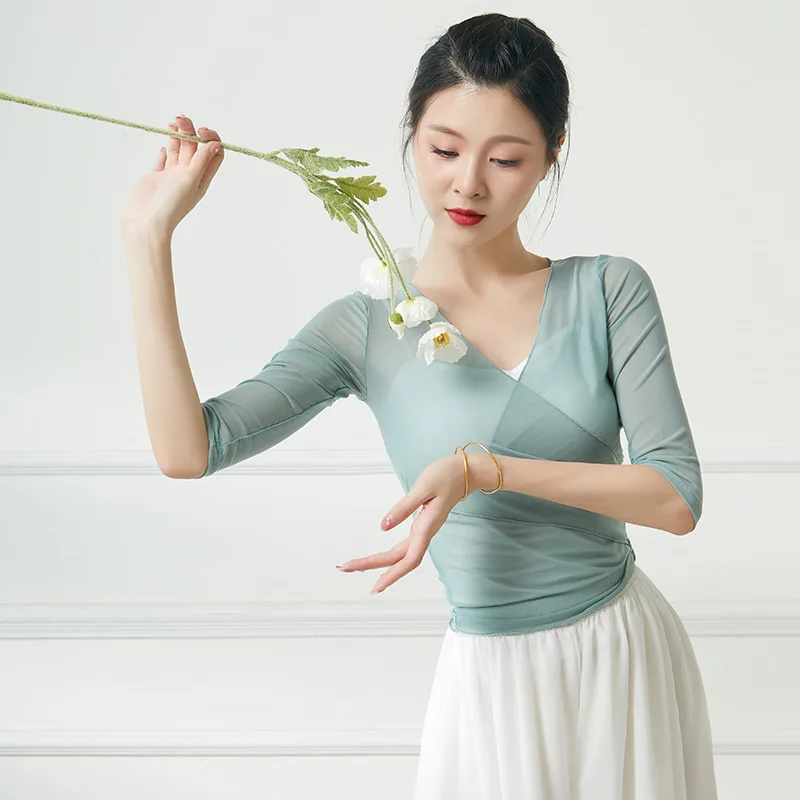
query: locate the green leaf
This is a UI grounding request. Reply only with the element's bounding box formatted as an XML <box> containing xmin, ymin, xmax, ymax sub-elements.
<box><xmin>278</xmin><ymin>146</ymin><xmax>370</xmax><ymax>175</ymax></box>
<box><xmin>308</xmin><ymin>181</ymin><xmax>360</xmax><ymax>233</ymax></box>
<box><xmin>333</xmin><ymin>174</ymin><xmax>388</xmax><ymax>204</ymax></box>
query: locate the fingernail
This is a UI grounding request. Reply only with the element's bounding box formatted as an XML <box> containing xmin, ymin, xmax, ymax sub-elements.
<box><xmin>382</xmin><ymin>514</ymin><xmax>393</xmax><ymax>528</ymax></box>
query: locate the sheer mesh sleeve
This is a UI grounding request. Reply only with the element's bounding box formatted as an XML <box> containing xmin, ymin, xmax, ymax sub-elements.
<box><xmin>197</xmin><ymin>290</ymin><xmax>369</xmax><ymax>477</ymax></box>
<box><xmin>599</xmin><ymin>256</ymin><xmax>703</xmax><ymax>525</ymax></box>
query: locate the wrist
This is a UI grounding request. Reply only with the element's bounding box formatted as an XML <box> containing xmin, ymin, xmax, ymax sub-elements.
<box><xmin>471</xmin><ymin>451</ymin><xmax>502</xmax><ymax>493</ymax></box>
<box><xmin>122</xmin><ymin>220</ymin><xmax>174</xmax><ymax>248</ymax></box>
<box><xmin>454</xmin><ymin>450</ymin><xmax>502</xmax><ymax>496</ymax></box>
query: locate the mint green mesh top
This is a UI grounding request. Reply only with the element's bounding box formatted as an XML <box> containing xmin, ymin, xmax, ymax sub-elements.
<box><xmin>197</xmin><ymin>254</ymin><xmax>702</xmax><ymax>635</ymax></box>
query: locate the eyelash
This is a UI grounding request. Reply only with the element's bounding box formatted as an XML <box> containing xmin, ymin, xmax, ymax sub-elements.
<box><xmin>430</xmin><ymin>145</ymin><xmax>521</xmax><ymax>168</ymax></box>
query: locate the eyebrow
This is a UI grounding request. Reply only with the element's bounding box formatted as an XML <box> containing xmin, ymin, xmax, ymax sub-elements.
<box><xmin>425</xmin><ymin>124</ymin><xmax>533</xmax><ymax>146</ymax></box>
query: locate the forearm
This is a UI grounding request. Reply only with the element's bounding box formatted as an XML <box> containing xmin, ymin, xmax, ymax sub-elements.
<box><xmin>123</xmin><ymin>226</ymin><xmax>209</xmax><ymax>478</ymax></box>
<box><xmin>467</xmin><ymin>453</ymin><xmax>695</xmax><ymax>536</ymax></box>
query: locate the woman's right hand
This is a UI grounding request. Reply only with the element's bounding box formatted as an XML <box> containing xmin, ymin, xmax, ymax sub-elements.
<box><xmin>121</xmin><ymin>114</ymin><xmax>225</xmax><ymax>236</ymax></box>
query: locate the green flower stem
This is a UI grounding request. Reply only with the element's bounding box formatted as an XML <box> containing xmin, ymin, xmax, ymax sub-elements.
<box><xmin>0</xmin><ymin>89</ymin><xmax>411</xmax><ymax>300</ymax></box>
<box><xmin>0</xmin><ymin>90</ymin><xmax>294</xmax><ymax>166</ymax></box>
<box><xmin>350</xmin><ymin>202</ymin><xmax>400</xmax><ymax>301</ymax></box>
<box><xmin>347</xmin><ymin>199</ymin><xmax>413</xmax><ymax>303</ymax></box>
<box><xmin>350</xmin><ymin>202</ymin><xmax>398</xmax><ymax>301</ymax></box>
<box><xmin>357</xmin><ymin>215</ymin><xmax>390</xmax><ymax>276</ymax></box>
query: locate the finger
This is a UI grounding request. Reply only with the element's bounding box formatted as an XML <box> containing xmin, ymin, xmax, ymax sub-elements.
<box><xmin>337</xmin><ymin>540</ymin><xmax>408</xmax><ymax>572</ymax></box>
<box><xmin>152</xmin><ymin>146</ymin><xmax>167</xmax><ymax>172</ymax></box>
<box><xmin>196</xmin><ymin>152</ymin><xmax>222</xmax><ymax>199</ymax></box>
<box><xmin>198</xmin><ymin>126</ymin><xmax>220</xmax><ymax>143</ymax></box>
<box><xmin>382</xmin><ymin>492</ymin><xmax>431</xmax><ymax>531</ymax></box>
<box><xmin>166</xmin><ymin>119</ymin><xmax>180</xmax><ymax>168</ymax></box>
<box><xmin>177</xmin><ymin>114</ymin><xmax>198</xmax><ymax>166</ymax></box>
<box><xmin>196</xmin><ymin>131</ymin><xmax>224</xmax><ymax>197</ymax></box>
<box><xmin>371</xmin><ymin>537</ymin><xmax>428</xmax><ymax>594</ymax></box>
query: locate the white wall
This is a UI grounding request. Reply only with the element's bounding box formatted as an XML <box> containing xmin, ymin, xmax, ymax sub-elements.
<box><xmin>1</xmin><ymin>0</ymin><xmax>798</xmax><ymax>797</ymax></box>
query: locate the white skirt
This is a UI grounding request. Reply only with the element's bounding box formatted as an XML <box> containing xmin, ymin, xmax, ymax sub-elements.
<box><xmin>413</xmin><ymin>564</ymin><xmax>718</xmax><ymax>800</ymax></box>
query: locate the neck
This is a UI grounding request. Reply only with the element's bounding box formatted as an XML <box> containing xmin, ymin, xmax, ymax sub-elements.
<box><xmin>412</xmin><ymin>226</ymin><xmax>550</xmax><ymax>294</ymax></box>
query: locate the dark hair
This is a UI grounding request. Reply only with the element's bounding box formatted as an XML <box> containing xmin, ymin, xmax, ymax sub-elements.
<box><xmin>400</xmin><ymin>13</ymin><xmax>571</xmax><ymax>237</ymax></box>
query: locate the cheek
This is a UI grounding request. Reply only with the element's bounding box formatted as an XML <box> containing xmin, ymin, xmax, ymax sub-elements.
<box><xmin>415</xmin><ymin>160</ymin><xmax>449</xmax><ymax>196</ymax></box>
<box><xmin>506</xmin><ymin>171</ymin><xmax>539</xmax><ymax>204</ymax></box>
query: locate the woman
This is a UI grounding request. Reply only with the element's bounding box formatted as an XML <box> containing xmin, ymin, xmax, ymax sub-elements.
<box><xmin>121</xmin><ymin>12</ymin><xmax>718</xmax><ymax>799</ymax></box>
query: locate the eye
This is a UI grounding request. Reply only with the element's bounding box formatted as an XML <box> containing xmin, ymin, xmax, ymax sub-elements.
<box><xmin>430</xmin><ymin>145</ymin><xmax>520</xmax><ymax>169</ymax></box>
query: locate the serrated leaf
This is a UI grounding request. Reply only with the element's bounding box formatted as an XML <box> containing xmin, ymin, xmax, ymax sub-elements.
<box><xmin>308</xmin><ymin>181</ymin><xmax>361</xmax><ymax>233</ymax></box>
<box><xmin>333</xmin><ymin>174</ymin><xmax>388</xmax><ymax>204</ymax></box>
<box><xmin>278</xmin><ymin>146</ymin><xmax>370</xmax><ymax>175</ymax></box>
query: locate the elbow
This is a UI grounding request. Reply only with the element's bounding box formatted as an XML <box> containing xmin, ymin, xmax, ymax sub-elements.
<box><xmin>671</xmin><ymin>497</ymin><xmax>699</xmax><ymax>536</ymax></box>
<box><xmin>160</xmin><ymin>459</ymin><xmax>208</xmax><ymax>479</ymax></box>
<box><xmin>640</xmin><ymin>464</ymin><xmax>701</xmax><ymax>536</ymax></box>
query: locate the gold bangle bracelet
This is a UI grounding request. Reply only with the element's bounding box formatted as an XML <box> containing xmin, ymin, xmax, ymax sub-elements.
<box><xmin>452</xmin><ymin>440</ymin><xmax>503</xmax><ymax>500</ymax></box>
<box><xmin>453</xmin><ymin>444</ymin><xmax>470</xmax><ymax>501</ymax></box>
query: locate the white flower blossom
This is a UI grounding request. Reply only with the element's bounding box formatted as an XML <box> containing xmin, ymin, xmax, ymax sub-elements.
<box><xmin>395</xmin><ymin>294</ymin><xmax>438</xmax><ymax>328</ymax></box>
<box><xmin>359</xmin><ymin>247</ymin><xmax>418</xmax><ymax>300</ymax></box>
<box><xmin>358</xmin><ymin>246</ymin><xmax>468</xmax><ymax>365</ymax></box>
<box><xmin>388</xmin><ymin>313</ymin><xmax>406</xmax><ymax>340</ymax></box>
<box><xmin>416</xmin><ymin>321</ymin><xmax>468</xmax><ymax>365</ymax></box>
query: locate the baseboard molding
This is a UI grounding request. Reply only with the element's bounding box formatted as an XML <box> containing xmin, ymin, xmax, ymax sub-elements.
<box><xmin>1</xmin><ymin>600</ymin><xmax>799</xmax><ymax>639</ymax></box>
<box><xmin>1</xmin><ymin>449</ymin><xmax>799</xmax><ymax>476</ymax></box>
<box><xmin>0</xmin><ymin>728</ymin><xmax>796</xmax><ymax>757</ymax></box>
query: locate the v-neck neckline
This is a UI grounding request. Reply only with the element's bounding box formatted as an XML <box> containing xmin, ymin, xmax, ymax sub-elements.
<box><xmin>407</xmin><ymin>257</ymin><xmax>561</xmax><ymax>383</ymax></box>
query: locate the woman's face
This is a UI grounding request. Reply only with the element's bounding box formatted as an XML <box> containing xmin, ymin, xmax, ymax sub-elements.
<box><xmin>412</xmin><ymin>85</ymin><xmax>557</xmax><ymax>240</ymax></box>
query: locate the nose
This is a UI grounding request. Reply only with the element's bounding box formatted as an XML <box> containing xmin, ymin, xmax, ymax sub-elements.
<box><xmin>452</xmin><ymin>157</ymin><xmax>486</xmax><ymax>199</ymax></box>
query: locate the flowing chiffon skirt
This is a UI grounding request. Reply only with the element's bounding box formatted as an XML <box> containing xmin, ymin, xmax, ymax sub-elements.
<box><xmin>413</xmin><ymin>564</ymin><xmax>718</xmax><ymax>800</ymax></box>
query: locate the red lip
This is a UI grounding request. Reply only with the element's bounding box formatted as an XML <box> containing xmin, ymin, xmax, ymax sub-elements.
<box><xmin>447</xmin><ymin>207</ymin><xmax>484</xmax><ymax>216</ymax></box>
<box><xmin>447</xmin><ymin>209</ymin><xmax>486</xmax><ymax>226</ymax></box>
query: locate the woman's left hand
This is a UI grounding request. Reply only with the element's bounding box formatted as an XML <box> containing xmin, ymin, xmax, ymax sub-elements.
<box><xmin>336</xmin><ymin>452</ymin><xmax>469</xmax><ymax>594</ymax></box>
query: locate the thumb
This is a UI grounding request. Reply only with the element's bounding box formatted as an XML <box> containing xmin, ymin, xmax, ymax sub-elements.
<box><xmin>194</xmin><ymin>140</ymin><xmax>221</xmax><ymax>170</ymax></box>
<box><xmin>195</xmin><ymin>140</ymin><xmax>223</xmax><ymax>195</ymax></box>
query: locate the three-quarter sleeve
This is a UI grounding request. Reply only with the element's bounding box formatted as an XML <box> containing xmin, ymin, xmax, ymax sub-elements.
<box><xmin>197</xmin><ymin>290</ymin><xmax>370</xmax><ymax>477</ymax></box>
<box><xmin>599</xmin><ymin>256</ymin><xmax>703</xmax><ymax>526</ymax></box>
